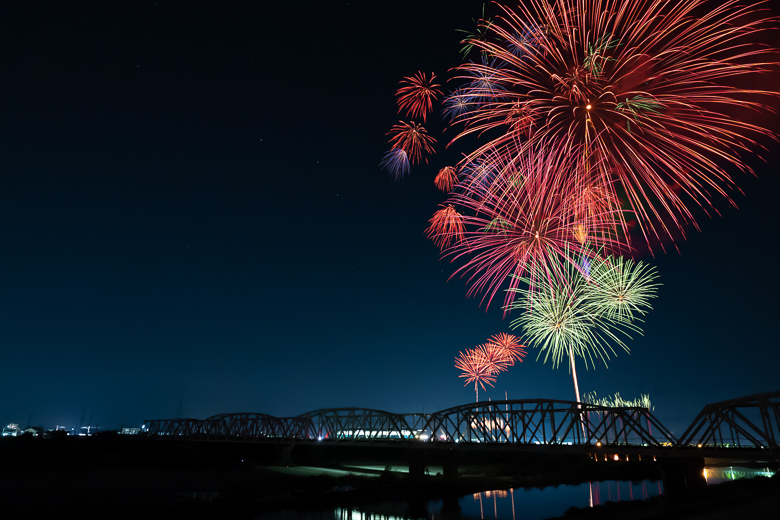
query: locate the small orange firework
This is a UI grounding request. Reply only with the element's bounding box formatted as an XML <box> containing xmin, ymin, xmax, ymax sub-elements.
<box><xmin>434</xmin><ymin>166</ymin><xmax>459</xmax><ymax>192</ymax></box>
<box><xmin>426</xmin><ymin>205</ymin><xmax>465</xmax><ymax>250</ymax></box>
<box><xmin>455</xmin><ymin>346</ymin><xmax>502</xmax><ymax>401</ymax></box>
<box><xmin>486</xmin><ymin>333</ymin><xmax>527</xmax><ymax>366</ymax></box>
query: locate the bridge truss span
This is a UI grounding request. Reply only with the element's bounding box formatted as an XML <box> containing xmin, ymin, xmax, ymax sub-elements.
<box><xmin>298</xmin><ymin>407</ymin><xmax>427</xmax><ymax>441</ymax></box>
<box><xmin>141</xmin><ymin>399</ymin><xmax>676</xmax><ymax>447</ymax></box>
<box><xmin>420</xmin><ymin>399</ymin><xmax>676</xmax><ymax>447</ymax></box>
<box><xmin>676</xmin><ymin>391</ymin><xmax>780</xmax><ymax>452</ymax></box>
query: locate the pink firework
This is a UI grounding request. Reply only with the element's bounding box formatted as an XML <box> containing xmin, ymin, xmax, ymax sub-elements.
<box><xmin>426</xmin><ymin>205</ymin><xmax>465</xmax><ymax>250</ymax></box>
<box><xmin>434</xmin><ymin>166</ymin><xmax>459</xmax><ymax>192</ymax></box>
<box><xmin>386</xmin><ymin>121</ymin><xmax>437</xmax><ymax>164</ymax></box>
<box><xmin>396</xmin><ymin>71</ymin><xmax>443</xmax><ymax>123</ymax></box>
<box><xmin>447</xmin><ymin>0</ymin><xmax>779</xmax><ymax>250</ymax></box>
<box><xmin>440</xmin><ymin>142</ymin><xmax>624</xmax><ymax>311</ymax></box>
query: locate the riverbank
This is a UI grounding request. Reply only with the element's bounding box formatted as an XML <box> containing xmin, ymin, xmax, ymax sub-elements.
<box><xmin>0</xmin><ymin>434</ymin><xmax>775</xmax><ymax>518</ymax></box>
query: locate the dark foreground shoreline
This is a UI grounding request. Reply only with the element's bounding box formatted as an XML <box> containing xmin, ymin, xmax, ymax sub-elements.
<box><xmin>0</xmin><ymin>435</ymin><xmax>777</xmax><ymax>518</ymax></box>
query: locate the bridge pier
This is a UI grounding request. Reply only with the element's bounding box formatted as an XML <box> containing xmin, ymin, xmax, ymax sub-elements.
<box><xmin>408</xmin><ymin>449</ymin><xmax>426</xmax><ymax>479</ymax></box>
<box><xmin>659</xmin><ymin>456</ymin><xmax>707</xmax><ymax>499</ymax></box>
<box><xmin>442</xmin><ymin>450</ymin><xmax>458</xmax><ymax>479</ymax></box>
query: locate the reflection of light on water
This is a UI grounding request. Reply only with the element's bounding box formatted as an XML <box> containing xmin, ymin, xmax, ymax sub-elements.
<box><xmin>467</xmin><ymin>480</ymin><xmax>662</xmax><ymax>520</ymax></box>
<box><xmin>589</xmin><ymin>480</ymin><xmax>663</xmax><ymax>506</ymax></box>
<box><xmin>704</xmin><ymin>466</ymin><xmax>776</xmax><ymax>485</ymax></box>
<box><xmin>510</xmin><ymin>487</ymin><xmax>516</xmax><ymax>520</ymax></box>
<box><xmin>329</xmin><ymin>479</ymin><xmax>667</xmax><ymax>520</ymax></box>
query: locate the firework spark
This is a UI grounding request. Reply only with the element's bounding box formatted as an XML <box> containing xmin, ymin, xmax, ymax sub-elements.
<box><xmin>486</xmin><ymin>332</ymin><xmax>527</xmax><ymax>365</ymax></box>
<box><xmin>434</xmin><ymin>166</ymin><xmax>459</xmax><ymax>192</ymax></box>
<box><xmin>505</xmin><ymin>248</ymin><xmax>657</xmax><ymax>401</ymax></box>
<box><xmin>386</xmin><ymin>121</ymin><xmax>437</xmax><ymax>165</ymax></box>
<box><xmin>379</xmin><ymin>148</ymin><xmax>411</xmax><ymax>180</ymax></box>
<box><xmin>426</xmin><ymin>205</ymin><xmax>465</xmax><ymax>250</ymax></box>
<box><xmin>396</xmin><ymin>72</ymin><xmax>442</xmax><ymax>123</ymax></box>
<box><xmin>589</xmin><ymin>255</ymin><xmax>660</xmax><ymax>322</ymax></box>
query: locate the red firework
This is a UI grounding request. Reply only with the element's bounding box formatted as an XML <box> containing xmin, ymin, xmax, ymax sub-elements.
<box><xmin>455</xmin><ymin>348</ymin><xmax>497</xmax><ymax>390</ymax></box>
<box><xmin>396</xmin><ymin>71</ymin><xmax>443</xmax><ymax>123</ymax></box>
<box><xmin>447</xmin><ymin>0</ymin><xmax>779</xmax><ymax>250</ymax></box>
<box><xmin>455</xmin><ymin>343</ymin><xmax>510</xmax><ymax>400</ymax></box>
<box><xmin>386</xmin><ymin>121</ymin><xmax>437</xmax><ymax>164</ymax></box>
<box><xmin>486</xmin><ymin>333</ymin><xmax>527</xmax><ymax>365</ymax></box>
<box><xmin>434</xmin><ymin>166</ymin><xmax>459</xmax><ymax>192</ymax></box>
<box><xmin>426</xmin><ymin>205</ymin><xmax>465</xmax><ymax>250</ymax></box>
<box><xmin>441</xmin><ymin>142</ymin><xmax>624</xmax><ymax>310</ymax></box>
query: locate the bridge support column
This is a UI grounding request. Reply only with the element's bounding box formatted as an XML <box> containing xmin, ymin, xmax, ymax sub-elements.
<box><xmin>443</xmin><ymin>450</ymin><xmax>458</xmax><ymax>479</ymax></box>
<box><xmin>408</xmin><ymin>448</ymin><xmax>427</xmax><ymax>479</ymax></box>
<box><xmin>660</xmin><ymin>457</ymin><xmax>707</xmax><ymax>499</ymax></box>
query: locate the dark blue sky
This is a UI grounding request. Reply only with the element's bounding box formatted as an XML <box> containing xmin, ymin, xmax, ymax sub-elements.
<box><xmin>0</xmin><ymin>0</ymin><xmax>778</xmax><ymax>436</ymax></box>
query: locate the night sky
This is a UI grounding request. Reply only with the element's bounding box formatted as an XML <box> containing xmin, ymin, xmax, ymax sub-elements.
<box><xmin>1</xmin><ymin>1</ymin><xmax>778</xmax><ymax>436</ymax></box>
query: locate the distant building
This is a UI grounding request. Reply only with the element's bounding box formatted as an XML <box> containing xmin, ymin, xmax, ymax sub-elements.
<box><xmin>120</xmin><ymin>427</ymin><xmax>140</xmax><ymax>435</ymax></box>
<box><xmin>2</xmin><ymin>424</ymin><xmax>20</xmax><ymax>437</ymax></box>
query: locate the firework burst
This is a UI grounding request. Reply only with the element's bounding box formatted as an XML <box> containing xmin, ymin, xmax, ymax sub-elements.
<box><xmin>506</xmin><ymin>256</ymin><xmax>631</xmax><ymax>372</ymax></box>
<box><xmin>505</xmin><ymin>248</ymin><xmax>658</xmax><ymax>401</ymax></box>
<box><xmin>440</xmin><ymin>142</ymin><xmax>624</xmax><ymax>311</ymax></box>
<box><xmin>386</xmin><ymin>121</ymin><xmax>437</xmax><ymax>164</ymax></box>
<box><xmin>434</xmin><ymin>166</ymin><xmax>459</xmax><ymax>192</ymax></box>
<box><xmin>396</xmin><ymin>72</ymin><xmax>442</xmax><ymax>123</ymax></box>
<box><xmin>426</xmin><ymin>205</ymin><xmax>465</xmax><ymax>250</ymax></box>
<box><xmin>379</xmin><ymin>148</ymin><xmax>411</xmax><ymax>180</ymax></box>
<box><xmin>447</xmin><ymin>0</ymin><xmax>779</xmax><ymax>250</ymax></box>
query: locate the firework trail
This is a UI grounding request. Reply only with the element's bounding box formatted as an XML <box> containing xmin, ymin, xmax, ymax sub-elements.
<box><xmin>434</xmin><ymin>166</ymin><xmax>459</xmax><ymax>192</ymax></box>
<box><xmin>455</xmin><ymin>345</ymin><xmax>505</xmax><ymax>401</ymax></box>
<box><xmin>486</xmin><ymin>332</ymin><xmax>527</xmax><ymax>365</ymax></box>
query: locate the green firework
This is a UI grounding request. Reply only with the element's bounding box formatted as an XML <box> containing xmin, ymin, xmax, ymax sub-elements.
<box><xmin>589</xmin><ymin>254</ymin><xmax>659</xmax><ymax>322</ymax></box>
<box><xmin>505</xmin><ymin>250</ymin><xmax>659</xmax><ymax>371</ymax></box>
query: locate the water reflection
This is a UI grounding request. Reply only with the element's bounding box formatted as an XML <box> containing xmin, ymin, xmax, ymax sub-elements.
<box><xmin>270</xmin><ymin>479</ymin><xmax>664</xmax><ymax>520</ymax></box>
<box><xmin>255</xmin><ymin>467</ymin><xmax>779</xmax><ymax>520</ymax></box>
<box><xmin>463</xmin><ymin>480</ymin><xmax>663</xmax><ymax>520</ymax></box>
<box><xmin>703</xmin><ymin>466</ymin><xmax>776</xmax><ymax>486</ymax></box>
<box><xmin>587</xmin><ymin>479</ymin><xmax>663</xmax><ymax>506</ymax></box>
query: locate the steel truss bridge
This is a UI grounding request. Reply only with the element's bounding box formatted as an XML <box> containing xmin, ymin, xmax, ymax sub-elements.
<box><xmin>142</xmin><ymin>391</ymin><xmax>779</xmax><ymax>455</ymax></box>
